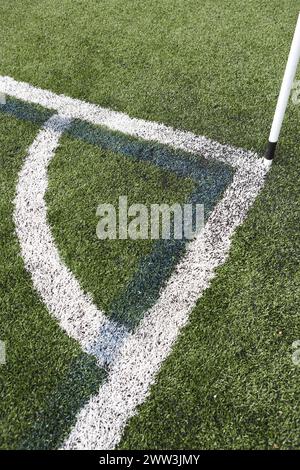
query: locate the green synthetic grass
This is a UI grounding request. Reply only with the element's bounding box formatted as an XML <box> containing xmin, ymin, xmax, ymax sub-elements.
<box><xmin>47</xmin><ymin>131</ymin><xmax>195</xmax><ymax>316</ymax></box>
<box><xmin>0</xmin><ymin>100</ymin><xmax>232</xmax><ymax>447</ymax></box>
<box><xmin>0</xmin><ymin>0</ymin><xmax>299</xmax><ymax>152</ymax></box>
<box><xmin>46</xmin><ymin>119</ymin><xmax>232</xmax><ymax>329</ymax></box>
<box><xmin>0</xmin><ymin>0</ymin><xmax>300</xmax><ymax>449</ymax></box>
<box><xmin>120</xmin><ymin>156</ymin><xmax>300</xmax><ymax>449</ymax></box>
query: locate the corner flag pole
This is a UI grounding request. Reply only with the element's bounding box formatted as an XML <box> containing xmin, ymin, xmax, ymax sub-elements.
<box><xmin>265</xmin><ymin>12</ymin><xmax>300</xmax><ymax>164</ymax></box>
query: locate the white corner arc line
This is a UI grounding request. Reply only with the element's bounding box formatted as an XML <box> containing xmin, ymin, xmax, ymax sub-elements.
<box><xmin>13</xmin><ymin>114</ymin><xmax>127</xmax><ymax>366</ymax></box>
<box><xmin>1</xmin><ymin>75</ymin><xmax>270</xmax><ymax>449</ymax></box>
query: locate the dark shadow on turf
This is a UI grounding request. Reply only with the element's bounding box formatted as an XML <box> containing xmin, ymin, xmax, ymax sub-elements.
<box><xmin>0</xmin><ymin>99</ymin><xmax>234</xmax><ymax>330</ymax></box>
<box><xmin>18</xmin><ymin>353</ymin><xmax>106</xmax><ymax>450</ymax></box>
<box><xmin>69</xmin><ymin>120</ymin><xmax>234</xmax><ymax>328</ymax></box>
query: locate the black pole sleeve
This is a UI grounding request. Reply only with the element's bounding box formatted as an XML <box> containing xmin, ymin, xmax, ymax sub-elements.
<box><xmin>265</xmin><ymin>141</ymin><xmax>277</xmax><ymax>160</ymax></box>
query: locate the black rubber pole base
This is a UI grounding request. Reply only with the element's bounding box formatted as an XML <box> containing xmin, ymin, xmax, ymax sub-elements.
<box><xmin>265</xmin><ymin>141</ymin><xmax>277</xmax><ymax>160</ymax></box>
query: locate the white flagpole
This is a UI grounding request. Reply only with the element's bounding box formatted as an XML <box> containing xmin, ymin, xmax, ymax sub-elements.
<box><xmin>266</xmin><ymin>12</ymin><xmax>300</xmax><ymax>164</ymax></box>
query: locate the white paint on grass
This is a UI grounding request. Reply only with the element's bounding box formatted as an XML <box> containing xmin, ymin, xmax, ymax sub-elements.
<box><xmin>0</xmin><ymin>75</ymin><xmax>254</xmax><ymax>168</ymax></box>
<box><xmin>0</xmin><ymin>76</ymin><xmax>269</xmax><ymax>449</ymax></box>
<box><xmin>63</xmin><ymin>158</ymin><xmax>268</xmax><ymax>450</ymax></box>
<box><xmin>14</xmin><ymin>114</ymin><xmax>127</xmax><ymax>366</ymax></box>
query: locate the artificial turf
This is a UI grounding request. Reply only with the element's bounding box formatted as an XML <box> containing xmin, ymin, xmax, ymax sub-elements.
<box><xmin>0</xmin><ymin>0</ymin><xmax>300</xmax><ymax>449</ymax></box>
<box><xmin>47</xmin><ymin>132</ymin><xmax>195</xmax><ymax>319</ymax></box>
<box><xmin>47</xmin><ymin>120</ymin><xmax>232</xmax><ymax>328</ymax></box>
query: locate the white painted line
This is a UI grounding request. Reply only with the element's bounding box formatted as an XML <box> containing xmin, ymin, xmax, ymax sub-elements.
<box><xmin>0</xmin><ymin>75</ymin><xmax>269</xmax><ymax>449</ymax></box>
<box><xmin>14</xmin><ymin>114</ymin><xmax>127</xmax><ymax>366</ymax></box>
<box><xmin>63</xmin><ymin>158</ymin><xmax>268</xmax><ymax>449</ymax></box>
<box><xmin>0</xmin><ymin>75</ymin><xmax>256</xmax><ymax>169</ymax></box>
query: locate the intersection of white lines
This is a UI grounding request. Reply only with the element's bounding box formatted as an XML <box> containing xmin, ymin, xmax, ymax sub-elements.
<box><xmin>0</xmin><ymin>76</ymin><xmax>269</xmax><ymax>449</ymax></box>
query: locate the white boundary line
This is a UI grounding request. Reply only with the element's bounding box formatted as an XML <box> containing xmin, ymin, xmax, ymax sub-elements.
<box><xmin>63</xmin><ymin>160</ymin><xmax>268</xmax><ymax>450</ymax></box>
<box><xmin>0</xmin><ymin>75</ymin><xmax>256</xmax><ymax>168</ymax></box>
<box><xmin>0</xmin><ymin>76</ymin><xmax>269</xmax><ymax>449</ymax></box>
